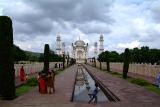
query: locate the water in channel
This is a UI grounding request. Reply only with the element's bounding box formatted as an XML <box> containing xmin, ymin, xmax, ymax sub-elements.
<box><xmin>73</xmin><ymin>66</ymin><xmax>108</xmax><ymax>102</ymax></box>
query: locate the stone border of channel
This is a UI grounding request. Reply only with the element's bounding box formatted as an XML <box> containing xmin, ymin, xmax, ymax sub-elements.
<box><xmin>82</xmin><ymin>64</ymin><xmax>120</xmax><ymax>102</ymax></box>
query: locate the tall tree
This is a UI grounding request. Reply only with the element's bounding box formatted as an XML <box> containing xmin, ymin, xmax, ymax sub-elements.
<box><xmin>0</xmin><ymin>16</ymin><xmax>15</xmax><ymax>99</ymax></box>
<box><xmin>110</xmin><ymin>51</ymin><xmax>119</xmax><ymax>62</ymax></box>
<box><xmin>13</xmin><ymin>45</ymin><xmax>27</xmax><ymax>62</ymax></box>
<box><xmin>43</xmin><ymin>44</ymin><xmax>49</xmax><ymax>74</ymax></box>
<box><xmin>93</xmin><ymin>57</ymin><xmax>96</xmax><ymax>67</ymax></box>
<box><xmin>63</xmin><ymin>54</ymin><xmax>65</xmax><ymax>69</ymax></box>
<box><xmin>123</xmin><ymin>48</ymin><xmax>130</xmax><ymax>79</ymax></box>
<box><xmin>98</xmin><ymin>53</ymin><xmax>104</xmax><ymax>69</ymax></box>
<box><xmin>104</xmin><ymin>51</ymin><xmax>110</xmax><ymax>71</ymax></box>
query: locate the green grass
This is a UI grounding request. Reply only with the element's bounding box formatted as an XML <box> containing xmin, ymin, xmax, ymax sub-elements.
<box><xmin>129</xmin><ymin>78</ymin><xmax>150</xmax><ymax>86</ymax></box>
<box><xmin>15</xmin><ymin>66</ymin><xmax>69</xmax><ymax>96</ymax></box>
<box><xmin>26</xmin><ymin>77</ymin><xmax>38</xmax><ymax>86</ymax></box>
<box><xmin>16</xmin><ymin>77</ymin><xmax>38</xmax><ymax>96</ymax></box>
<box><xmin>103</xmin><ymin>69</ymin><xmax>122</xmax><ymax>78</ymax></box>
<box><xmin>145</xmin><ymin>85</ymin><xmax>160</xmax><ymax>94</ymax></box>
<box><xmin>16</xmin><ymin>85</ymin><xmax>32</xmax><ymax>96</ymax></box>
<box><xmin>101</xmin><ymin>69</ymin><xmax>160</xmax><ymax>94</ymax></box>
<box><xmin>55</xmin><ymin>68</ymin><xmax>64</xmax><ymax>75</ymax></box>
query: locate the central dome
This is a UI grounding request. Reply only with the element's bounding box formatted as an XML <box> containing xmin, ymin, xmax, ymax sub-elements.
<box><xmin>75</xmin><ymin>40</ymin><xmax>85</xmax><ymax>47</ymax></box>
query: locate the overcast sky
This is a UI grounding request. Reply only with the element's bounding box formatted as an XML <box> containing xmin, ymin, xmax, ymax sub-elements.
<box><xmin>0</xmin><ymin>0</ymin><xmax>160</xmax><ymax>57</ymax></box>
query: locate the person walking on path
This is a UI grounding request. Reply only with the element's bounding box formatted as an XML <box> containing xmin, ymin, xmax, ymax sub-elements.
<box><xmin>156</xmin><ymin>72</ymin><xmax>160</xmax><ymax>88</ymax></box>
<box><xmin>46</xmin><ymin>72</ymin><xmax>54</xmax><ymax>94</ymax></box>
<box><xmin>51</xmin><ymin>70</ymin><xmax>56</xmax><ymax>92</ymax></box>
<box><xmin>20</xmin><ymin>65</ymin><xmax>25</xmax><ymax>81</ymax></box>
<box><xmin>88</xmin><ymin>83</ymin><xmax>99</xmax><ymax>103</ymax></box>
<box><xmin>37</xmin><ymin>72</ymin><xmax>41</xmax><ymax>92</ymax></box>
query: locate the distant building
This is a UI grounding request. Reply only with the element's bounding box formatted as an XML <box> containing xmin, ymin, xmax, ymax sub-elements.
<box><xmin>56</xmin><ymin>33</ymin><xmax>65</xmax><ymax>56</ymax></box>
<box><xmin>99</xmin><ymin>34</ymin><xmax>104</xmax><ymax>54</ymax></box>
<box><xmin>94</xmin><ymin>42</ymin><xmax>98</xmax><ymax>58</ymax></box>
<box><xmin>72</xmin><ymin>38</ymin><xmax>88</xmax><ymax>63</ymax></box>
<box><xmin>56</xmin><ymin>33</ymin><xmax>61</xmax><ymax>55</ymax></box>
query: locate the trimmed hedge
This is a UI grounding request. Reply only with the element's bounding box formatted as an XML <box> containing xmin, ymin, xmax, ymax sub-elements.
<box><xmin>123</xmin><ymin>48</ymin><xmax>130</xmax><ymax>79</ymax></box>
<box><xmin>43</xmin><ymin>44</ymin><xmax>49</xmax><ymax>74</ymax></box>
<box><xmin>0</xmin><ymin>16</ymin><xmax>15</xmax><ymax>99</ymax></box>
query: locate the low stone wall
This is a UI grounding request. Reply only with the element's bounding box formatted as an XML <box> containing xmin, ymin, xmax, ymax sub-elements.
<box><xmin>110</xmin><ymin>62</ymin><xmax>160</xmax><ymax>78</ymax></box>
<box><xmin>14</xmin><ymin>62</ymin><xmax>62</xmax><ymax>77</ymax></box>
<box><xmin>88</xmin><ymin>61</ymin><xmax>160</xmax><ymax>78</ymax></box>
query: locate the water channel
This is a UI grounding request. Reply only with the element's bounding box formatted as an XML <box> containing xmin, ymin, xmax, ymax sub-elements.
<box><xmin>73</xmin><ymin>66</ymin><xmax>108</xmax><ymax>102</ymax></box>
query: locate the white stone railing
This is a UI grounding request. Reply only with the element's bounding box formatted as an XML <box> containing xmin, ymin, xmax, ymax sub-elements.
<box><xmin>88</xmin><ymin>61</ymin><xmax>160</xmax><ymax>78</ymax></box>
<box><xmin>109</xmin><ymin>62</ymin><xmax>160</xmax><ymax>78</ymax></box>
<box><xmin>14</xmin><ymin>62</ymin><xmax>61</xmax><ymax>77</ymax></box>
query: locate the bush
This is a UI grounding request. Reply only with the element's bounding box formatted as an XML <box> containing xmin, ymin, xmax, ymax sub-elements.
<box><xmin>26</xmin><ymin>77</ymin><xmax>38</xmax><ymax>86</ymax></box>
<box><xmin>130</xmin><ymin>78</ymin><xmax>150</xmax><ymax>86</ymax></box>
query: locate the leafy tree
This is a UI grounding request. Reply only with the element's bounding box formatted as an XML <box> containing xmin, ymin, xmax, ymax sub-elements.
<box><xmin>129</xmin><ymin>46</ymin><xmax>160</xmax><ymax>64</ymax></box>
<box><xmin>67</xmin><ymin>53</ymin><xmax>69</xmax><ymax>67</ymax></box>
<box><xmin>63</xmin><ymin>54</ymin><xmax>65</xmax><ymax>69</ymax></box>
<box><xmin>141</xmin><ymin>46</ymin><xmax>149</xmax><ymax>63</ymax></box>
<box><xmin>13</xmin><ymin>45</ymin><xmax>27</xmax><ymax>62</ymax></box>
<box><xmin>38</xmin><ymin>51</ymin><xmax>63</xmax><ymax>62</ymax></box>
<box><xmin>104</xmin><ymin>51</ymin><xmax>110</xmax><ymax>71</ymax></box>
<box><xmin>70</xmin><ymin>58</ymin><xmax>76</xmax><ymax>65</ymax></box>
<box><xmin>148</xmin><ymin>49</ymin><xmax>160</xmax><ymax>65</ymax></box>
<box><xmin>93</xmin><ymin>57</ymin><xmax>96</xmax><ymax>67</ymax></box>
<box><xmin>110</xmin><ymin>51</ymin><xmax>119</xmax><ymax>62</ymax></box>
<box><xmin>38</xmin><ymin>54</ymin><xmax>44</xmax><ymax>62</ymax></box>
<box><xmin>98</xmin><ymin>51</ymin><xmax>111</xmax><ymax>71</ymax></box>
<box><xmin>98</xmin><ymin>52</ymin><xmax>105</xmax><ymax>69</ymax></box>
<box><xmin>0</xmin><ymin>16</ymin><xmax>15</xmax><ymax>99</ymax></box>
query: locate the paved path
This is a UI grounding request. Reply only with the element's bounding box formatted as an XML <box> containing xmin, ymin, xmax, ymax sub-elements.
<box><xmin>1</xmin><ymin>64</ymin><xmax>160</xmax><ymax>107</ymax></box>
<box><xmin>84</xmin><ymin>64</ymin><xmax>160</xmax><ymax>105</ymax></box>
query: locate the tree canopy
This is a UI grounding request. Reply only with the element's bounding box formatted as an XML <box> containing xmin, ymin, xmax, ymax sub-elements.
<box><xmin>97</xmin><ymin>46</ymin><xmax>160</xmax><ymax>65</ymax></box>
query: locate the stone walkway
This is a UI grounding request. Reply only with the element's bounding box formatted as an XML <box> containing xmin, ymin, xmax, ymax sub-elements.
<box><xmin>0</xmin><ymin>64</ymin><xmax>160</xmax><ymax>107</ymax></box>
<box><xmin>84</xmin><ymin>64</ymin><xmax>160</xmax><ymax>106</ymax></box>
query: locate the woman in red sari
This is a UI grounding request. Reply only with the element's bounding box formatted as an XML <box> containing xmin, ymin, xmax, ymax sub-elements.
<box><xmin>39</xmin><ymin>74</ymin><xmax>46</xmax><ymax>94</ymax></box>
<box><xmin>20</xmin><ymin>66</ymin><xmax>25</xmax><ymax>81</ymax></box>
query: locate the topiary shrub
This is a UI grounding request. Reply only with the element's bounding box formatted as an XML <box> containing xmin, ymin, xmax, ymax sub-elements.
<box><xmin>0</xmin><ymin>16</ymin><xmax>15</xmax><ymax>99</ymax></box>
<box><xmin>26</xmin><ymin>77</ymin><xmax>38</xmax><ymax>86</ymax></box>
<box><xmin>123</xmin><ymin>48</ymin><xmax>130</xmax><ymax>79</ymax></box>
<box><xmin>94</xmin><ymin>57</ymin><xmax>96</xmax><ymax>67</ymax></box>
<box><xmin>43</xmin><ymin>44</ymin><xmax>49</xmax><ymax>74</ymax></box>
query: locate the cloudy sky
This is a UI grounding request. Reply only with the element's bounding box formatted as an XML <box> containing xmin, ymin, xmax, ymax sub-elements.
<box><xmin>0</xmin><ymin>0</ymin><xmax>160</xmax><ymax>57</ymax></box>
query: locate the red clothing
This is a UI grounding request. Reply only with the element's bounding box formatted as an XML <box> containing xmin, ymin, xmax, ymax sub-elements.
<box><xmin>20</xmin><ymin>66</ymin><xmax>25</xmax><ymax>81</ymax></box>
<box><xmin>39</xmin><ymin>77</ymin><xmax>46</xmax><ymax>94</ymax></box>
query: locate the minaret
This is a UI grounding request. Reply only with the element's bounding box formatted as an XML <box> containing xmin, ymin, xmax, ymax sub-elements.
<box><xmin>85</xmin><ymin>43</ymin><xmax>88</xmax><ymax>59</ymax></box>
<box><xmin>99</xmin><ymin>34</ymin><xmax>104</xmax><ymax>54</ymax></box>
<box><xmin>56</xmin><ymin>33</ymin><xmax>61</xmax><ymax>55</ymax></box>
<box><xmin>72</xmin><ymin>43</ymin><xmax>75</xmax><ymax>58</ymax></box>
<box><xmin>94</xmin><ymin>42</ymin><xmax>98</xmax><ymax>58</ymax></box>
<box><xmin>62</xmin><ymin>42</ymin><xmax>65</xmax><ymax>55</ymax></box>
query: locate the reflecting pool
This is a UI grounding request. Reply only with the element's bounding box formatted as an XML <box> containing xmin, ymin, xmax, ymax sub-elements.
<box><xmin>73</xmin><ymin>66</ymin><xmax>108</xmax><ymax>102</ymax></box>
